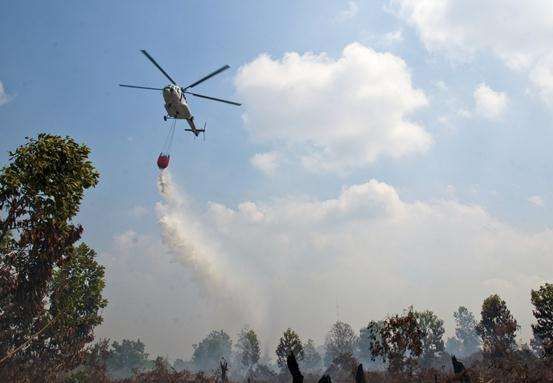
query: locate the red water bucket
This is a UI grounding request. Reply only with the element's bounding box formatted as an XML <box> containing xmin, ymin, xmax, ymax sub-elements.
<box><xmin>157</xmin><ymin>153</ymin><xmax>170</xmax><ymax>169</ymax></box>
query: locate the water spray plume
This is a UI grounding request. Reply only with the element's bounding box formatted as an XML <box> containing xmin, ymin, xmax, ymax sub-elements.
<box><xmin>156</xmin><ymin>171</ymin><xmax>222</xmax><ymax>292</ymax></box>
<box><xmin>155</xmin><ymin>171</ymin><xmax>263</xmax><ymax>328</ymax></box>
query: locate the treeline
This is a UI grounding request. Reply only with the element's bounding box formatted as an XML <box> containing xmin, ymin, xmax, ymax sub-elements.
<box><xmin>81</xmin><ymin>289</ymin><xmax>553</xmax><ymax>382</ymax></box>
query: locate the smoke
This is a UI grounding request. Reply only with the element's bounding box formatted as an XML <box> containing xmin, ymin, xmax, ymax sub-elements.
<box><xmin>151</xmin><ymin>171</ymin><xmax>553</xmax><ymax>357</ymax></box>
<box><xmin>155</xmin><ymin>171</ymin><xmax>265</xmax><ymax>329</ymax></box>
<box><xmin>156</xmin><ymin>171</ymin><xmax>221</xmax><ymax>292</ymax></box>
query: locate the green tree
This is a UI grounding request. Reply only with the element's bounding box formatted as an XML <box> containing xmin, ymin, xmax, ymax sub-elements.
<box><xmin>531</xmin><ymin>283</ymin><xmax>553</xmax><ymax>357</ymax></box>
<box><xmin>324</xmin><ymin>321</ymin><xmax>358</xmax><ymax>366</ymax></box>
<box><xmin>236</xmin><ymin>327</ymin><xmax>260</xmax><ymax>371</ymax></box>
<box><xmin>0</xmin><ymin>134</ymin><xmax>100</xmax><ymax>381</ymax></box>
<box><xmin>46</xmin><ymin>244</ymin><xmax>107</xmax><ymax>368</ymax></box>
<box><xmin>275</xmin><ymin>328</ymin><xmax>303</xmax><ymax>368</ymax></box>
<box><xmin>476</xmin><ymin>294</ymin><xmax>519</xmax><ymax>357</ymax></box>
<box><xmin>106</xmin><ymin>338</ymin><xmax>150</xmax><ymax>378</ymax></box>
<box><xmin>453</xmin><ymin>306</ymin><xmax>480</xmax><ymax>356</ymax></box>
<box><xmin>191</xmin><ymin>330</ymin><xmax>232</xmax><ymax>372</ymax></box>
<box><xmin>302</xmin><ymin>339</ymin><xmax>322</xmax><ymax>372</ymax></box>
<box><xmin>414</xmin><ymin>310</ymin><xmax>445</xmax><ymax>364</ymax></box>
<box><xmin>368</xmin><ymin>308</ymin><xmax>424</xmax><ymax>374</ymax></box>
<box><xmin>358</xmin><ymin>321</ymin><xmax>385</xmax><ymax>367</ymax></box>
<box><xmin>64</xmin><ymin>339</ymin><xmax>111</xmax><ymax>383</ymax></box>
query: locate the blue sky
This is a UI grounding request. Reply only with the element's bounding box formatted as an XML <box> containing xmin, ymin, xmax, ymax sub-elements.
<box><xmin>1</xmin><ymin>0</ymin><xmax>552</xmax><ymax>359</ymax></box>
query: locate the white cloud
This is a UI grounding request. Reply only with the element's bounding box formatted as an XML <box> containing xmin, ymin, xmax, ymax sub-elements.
<box><xmin>238</xmin><ymin>201</ymin><xmax>265</xmax><ymax>222</ymax></box>
<box><xmin>0</xmin><ymin>81</ymin><xmax>10</xmax><ymax>106</ymax></box>
<box><xmin>250</xmin><ymin>151</ymin><xmax>280</xmax><ymax>175</ymax></box>
<box><xmin>358</xmin><ymin>29</ymin><xmax>403</xmax><ymax>49</ymax></box>
<box><xmin>235</xmin><ymin>43</ymin><xmax>431</xmax><ymax>173</ymax></box>
<box><xmin>336</xmin><ymin>1</ymin><xmax>359</xmax><ymax>22</ymax></box>
<box><xmin>382</xmin><ymin>29</ymin><xmax>403</xmax><ymax>45</ymax></box>
<box><xmin>392</xmin><ymin>0</ymin><xmax>553</xmax><ymax>103</ymax></box>
<box><xmin>473</xmin><ymin>83</ymin><xmax>508</xmax><ymax>120</ymax></box>
<box><xmin>528</xmin><ymin>195</ymin><xmax>545</xmax><ymax>207</ymax></box>
<box><xmin>161</xmin><ymin>177</ymin><xmax>553</xmax><ymax>347</ymax></box>
<box><xmin>113</xmin><ymin>229</ymin><xmax>140</xmax><ymax>250</ymax></box>
<box><xmin>529</xmin><ymin>53</ymin><xmax>553</xmax><ymax>104</ymax></box>
<box><xmin>129</xmin><ymin>205</ymin><xmax>149</xmax><ymax>218</ymax></box>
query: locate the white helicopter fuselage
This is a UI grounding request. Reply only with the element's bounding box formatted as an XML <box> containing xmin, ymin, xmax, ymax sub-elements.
<box><xmin>163</xmin><ymin>84</ymin><xmax>192</xmax><ymax>120</ymax></box>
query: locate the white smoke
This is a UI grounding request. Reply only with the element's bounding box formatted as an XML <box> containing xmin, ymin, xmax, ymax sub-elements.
<box><xmin>156</xmin><ymin>171</ymin><xmax>219</xmax><ymax>289</ymax></box>
<box><xmin>157</xmin><ymin>173</ymin><xmax>553</xmax><ymax>349</ymax></box>
<box><xmin>155</xmin><ymin>171</ymin><xmax>265</xmax><ymax>328</ymax></box>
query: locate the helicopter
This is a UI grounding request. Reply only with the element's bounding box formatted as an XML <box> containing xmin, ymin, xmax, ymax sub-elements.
<box><xmin>119</xmin><ymin>50</ymin><xmax>241</xmax><ymax>137</ymax></box>
<box><xmin>119</xmin><ymin>50</ymin><xmax>241</xmax><ymax>169</ymax></box>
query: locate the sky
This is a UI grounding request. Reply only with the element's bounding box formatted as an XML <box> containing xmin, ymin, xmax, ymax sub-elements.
<box><xmin>1</xmin><ymin>0</ymin><xmax>553</xmax><ymax>360</ymax></box>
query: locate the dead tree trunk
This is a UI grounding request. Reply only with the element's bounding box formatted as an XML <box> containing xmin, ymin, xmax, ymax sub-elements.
<box><xmin>220</xmin><ymin>358</ymin><xmax>228</xmax><ymax>383</ymax></box>
<box><xmin>451</xmin><ymin>355</ymin><xmax>471</xmax><ymax>383</ymax></box>
<box><xmin>355</xmin><ymin>364</ymin><xmax>366</xmax><ymax>383</ymax></box>
<box><xmin>287</xmin><ymin>352</ymin><xmax>303</xmax><ymax>383</ymax></box>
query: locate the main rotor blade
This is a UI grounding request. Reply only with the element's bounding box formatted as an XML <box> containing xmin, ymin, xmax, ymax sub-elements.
<box><xmin>140</xmin><ymin>50</ymin><xmax>177</xmax><ymax>85</ymax></box>
<box><xmin>184</xmin><ymin>65</ymin><xmax>230</xmax><ymax>89</ymax></box>
<box><xmin>184</xmin><ymin>91</ymin><xmax>241</xmax><ymax>106</ymax></box>
<box><xmin>119</xmin><ymin>84</ymin><xmax>163</xmax><ymax>91</ymax></box>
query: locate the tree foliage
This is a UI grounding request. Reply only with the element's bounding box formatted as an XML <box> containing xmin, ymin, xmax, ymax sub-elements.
<box><xmin>236</xmin><ymin>327</ymin><xmax>260</xmax><ymax>371</ymax></box>
<box><xmin>476</xmin><ymin>294</ymin><xmax>519</xmax><ymax>358</ymax></box>
<box><xmin>192</xmin><ymin>330</ymin><xmax>232</xmax><ymax>373</ymax></box>
<box><xmin>453</xmin><ymin>306</ymin><xmax>480</xmax><ymax>356</ymax></box>
<box><xmin>358</xmin><ymin>320</ymin><xmax>386</xmax><ymax>369</ymax></box>
<box><xmin>0</xmin><ymin>134</ymin><xmax>101</xmax><ymax>381</ymax></box>
<box><xmin>324</xmin><ymin>321</ymin><xmax>358</xmax><ymax>366</ymax></box>
<box><xmin>367</xmin><ymin>308</ymin><xmax>424</xmax><ymax>374</ymax></box>
<box><xmin>414</xmin><ymin>309</ymin><xmax>445</xmax><ymax>364</ymax></box>
<box><xmin>47</xmin><ymin>244</ymin><xmax>107</xmax><ymax>366</ymax></box>
<box><xmin>106</xmin><ymin>338</ymin><xmax>150</xmax><ymax>379</ymax></box>
<box><xmin>173</xmin><ymin>358</ymin><xmax>193</xmax><ymax>372</ymax></box>
<box><xmin>302</xmin><ymin>339</ymin><xmax>322</xmax><ymax>372</ymax></box>
<box><xmin>531</xmin><ymin>283</ymin><xmax>553</xmax><ymax>357</ymax></box>
<box><xmin>64</xmin><ymin>339</ymin><xmax>111</xmax><ymax>383</ymax></box>
<box><xmin>275</xmin><ymin>328</ymin><xmax>303</xmax><ymax>368</ymax></box>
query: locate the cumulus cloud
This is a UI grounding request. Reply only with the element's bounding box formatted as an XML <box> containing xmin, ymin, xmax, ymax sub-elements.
<box><xmin>392</xmin><ymin>0</ymin><xmax>553</xmax><ymax>103</ymax></box>
<box><xmin>206</xmin><ymin>180</ymin><xmax>552</xmax><ymax>343</ymax></box>
<box><xmin>250</xmin><ymin>151</ymin><xmax>280</xmax><ymax>175</ymax></box>
<box><xmin>474</xmin><ymin>83</ymin><xmax>508</xmax><ymax>120</ymax></box>
<box><xmin>235</xmin><ymin>43</ymin><xmax>431</xmax><ymax>173</ymax></box>
<box><xmin>528</xmin><ymin>195</ymin><xmax>545</xmax><ymax>207</ymax></box>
